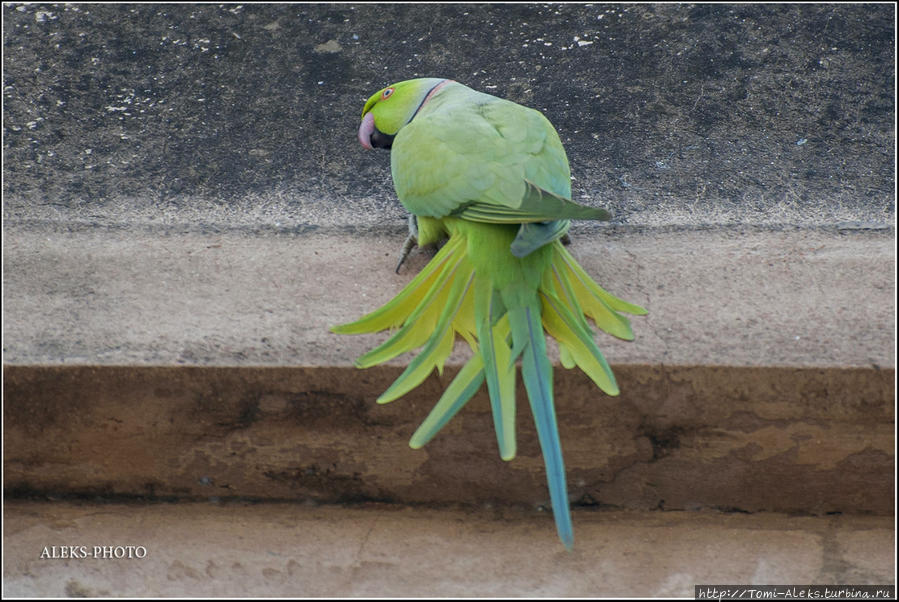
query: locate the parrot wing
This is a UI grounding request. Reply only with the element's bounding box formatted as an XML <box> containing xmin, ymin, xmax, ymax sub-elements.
<box><xmin>391</xmin><ymin>86</ymin><xmax>609</xmax><ymax>224</ymax></box>
<box><xmin>456</xmin><ymin>180</ymin><xmax>611</xmax><ymax>223</ymax></box>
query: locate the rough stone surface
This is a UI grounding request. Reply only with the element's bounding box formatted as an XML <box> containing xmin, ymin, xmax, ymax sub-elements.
<box><xmin>3</xmin><ymin>3</ymin><xmax>894</xmax><ymax>229</ymax></box>
<box><xmin>3</xmin><ymin>502</ymin><xmax>894</xmax><ymax>597</ymax></box>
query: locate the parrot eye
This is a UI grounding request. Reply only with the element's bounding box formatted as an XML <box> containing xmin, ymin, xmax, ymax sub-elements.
<box><xmin>381</xmin><ymin>87</ymin><xmax>395</xmax><ymax>100</ymax></box>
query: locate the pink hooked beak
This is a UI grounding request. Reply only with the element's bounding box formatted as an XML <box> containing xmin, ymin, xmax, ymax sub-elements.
<box><xmin>358</xmin><ymin>112</ymin><xmax>375</xmax><ymax>150</ymax></box>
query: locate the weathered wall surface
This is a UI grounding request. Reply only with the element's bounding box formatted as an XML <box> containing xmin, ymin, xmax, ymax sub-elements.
<box><xmin>3</xmin><ymin>3</ymin><xmax>894</xmax><ymax>229</ymax></box>
<box><xmin>4</xmin><ymin>502</ymin><xmax>895</xmax><ymax>597</ymax></box>
<box><xmin>4</xmin><ymin>363</ymin><xmax>894</xmax><ymax>514</ymax></box>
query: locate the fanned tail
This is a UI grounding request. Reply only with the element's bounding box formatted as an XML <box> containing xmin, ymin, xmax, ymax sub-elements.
<box><xmin>331</xmin><ymin>221</ymin><xmax>646</xmax><ymax>548</ymax></box>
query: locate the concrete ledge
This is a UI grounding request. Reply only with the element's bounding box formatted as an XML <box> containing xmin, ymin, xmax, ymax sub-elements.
<box><xmin>3</xmin><ymin>501</ymin><xmax>894</xmax><ymax>597</ymax></box>
<box><xmin>3</xmin><ymin>224</ymin><xmax>894</xmax><ymax>367</ymax></box>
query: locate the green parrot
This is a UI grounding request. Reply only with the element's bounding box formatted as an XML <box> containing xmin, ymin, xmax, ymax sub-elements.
<box><xmin>333</xmin><ymin>78</ymin><xmax>646</xmax><ymax>549</ymax></box>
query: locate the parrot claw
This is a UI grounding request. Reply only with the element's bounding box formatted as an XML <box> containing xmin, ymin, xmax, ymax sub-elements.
<box><xmin>395</xmin><ymin>232</ymin><xmax>418</xmax><ymax>274</ymax></box>
<box><xmin>395</xmin><ymin>214</ymin><xmax>419</xmax><ymax>273</ymax></box>
<box><xmin>561</xmin><ymin>233</ymin><xmax>571</xmax><ymax>246</ymax></box>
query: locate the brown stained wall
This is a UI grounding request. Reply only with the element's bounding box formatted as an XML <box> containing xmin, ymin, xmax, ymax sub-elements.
<box><xmin>5</xmin><ymin>364</ymin><xmax>893</xmax><ymax>514</ymax></box>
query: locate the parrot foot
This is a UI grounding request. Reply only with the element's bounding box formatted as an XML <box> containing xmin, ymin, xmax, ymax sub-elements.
<box><xmin>395</xmin><ymin>232</ymin><xmax>418</xmax><ymax>274</ymax></box>
<box><xmin>561</xmin><ymin>233</ymin><xmax>571</xmax><ymax>246</ymax></box>
<box><xmin>395</xmin><ymin>214</ymin><xmax>419</xmax><ymax>274</ymax></box>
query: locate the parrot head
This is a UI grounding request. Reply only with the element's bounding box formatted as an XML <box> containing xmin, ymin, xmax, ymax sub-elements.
<box><xmin>358</xmin><ymin>77</ymin><xmax>449</xmax><ymax>150</ymax></box>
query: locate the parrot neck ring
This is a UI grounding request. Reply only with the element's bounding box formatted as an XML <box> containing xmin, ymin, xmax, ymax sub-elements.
<box><xmin>410</xmin><ymin>78</ymin><xmax>451</xmax><ymax>122</ymax></box>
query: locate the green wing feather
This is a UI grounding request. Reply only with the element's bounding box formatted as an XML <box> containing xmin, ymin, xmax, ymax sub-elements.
<box><xmin>456</xmin><ymin>181</ymin><xmax>611</xmax><ymax>224</ymax></box>
<box><xmin>391</xmin><ymin>83</ymin><xmax>578</xmax><ymax>221</ymax></box>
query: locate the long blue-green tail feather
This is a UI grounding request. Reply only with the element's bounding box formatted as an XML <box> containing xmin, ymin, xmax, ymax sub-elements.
<box><xmin>508</xmin><ymin>302</ymin><xmax>573</xmax><ymax>550</ymax></box>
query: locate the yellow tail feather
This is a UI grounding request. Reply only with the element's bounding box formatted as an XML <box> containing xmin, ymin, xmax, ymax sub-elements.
<box><xmin>333</xmin><ymin>232</ymin><xmax>644</xmax><ymax>407</ymax></box>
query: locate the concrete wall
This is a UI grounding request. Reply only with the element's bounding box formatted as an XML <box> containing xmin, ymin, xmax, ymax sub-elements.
<box><xmin>4</xmin><ymin>3</ymin><xmax>894</xmax><ymax>229</ymax></box>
